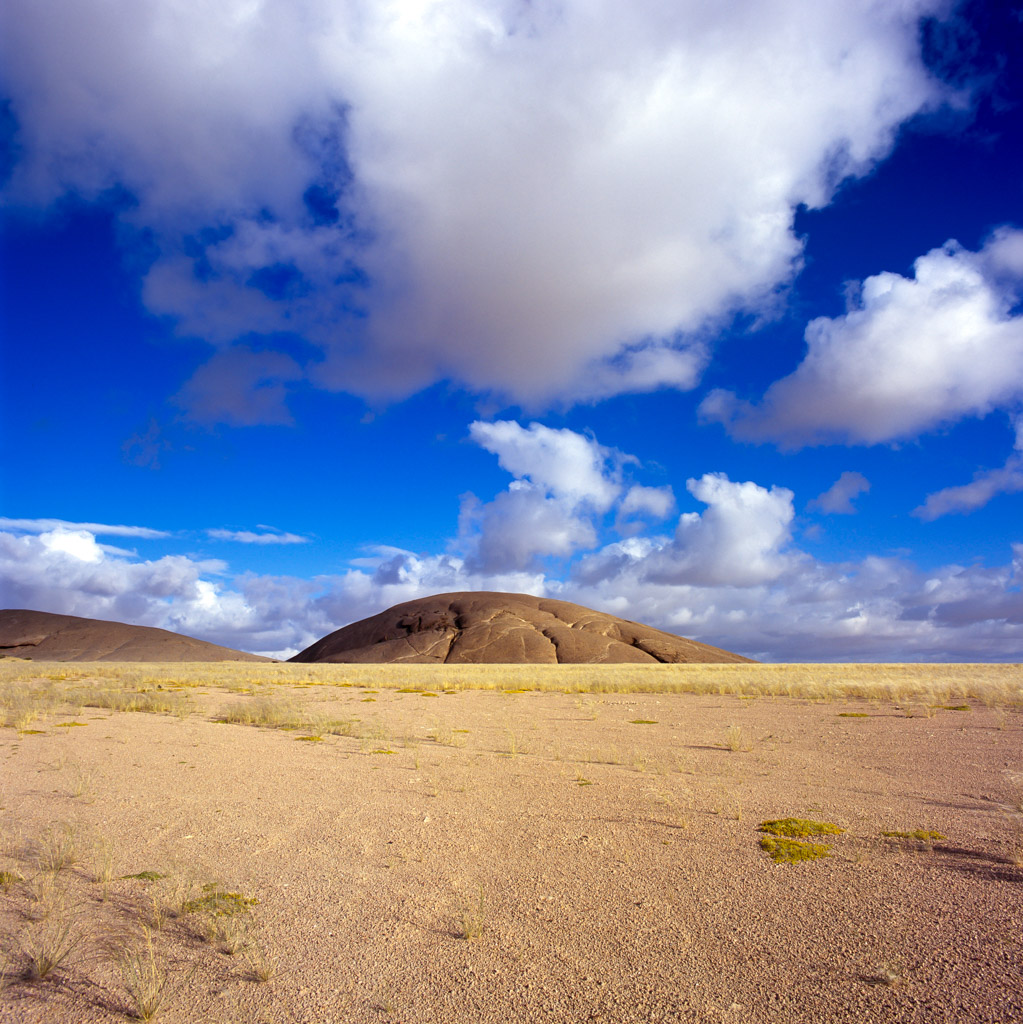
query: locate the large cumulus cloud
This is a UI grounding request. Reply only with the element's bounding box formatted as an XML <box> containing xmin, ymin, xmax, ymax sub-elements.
<box><xmin>0</xmin><ymin>0</ymin><xmax>950</xmax><ymax>415</ymax></box>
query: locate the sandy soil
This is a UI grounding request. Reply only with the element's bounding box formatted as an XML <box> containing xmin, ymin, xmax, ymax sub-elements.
<box><xmin>1</xmin><ymin>682</ymin><xmax>1021</xmax><ymax>1023</ymax></box>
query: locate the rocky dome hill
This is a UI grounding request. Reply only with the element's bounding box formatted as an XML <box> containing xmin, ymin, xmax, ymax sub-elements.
<box><xmin>290</xmin><ymin>592</ymin><xmax>753</xmax><ymax>665</ymax></box>
<box><xmin>0</xmin><ymin>609</ymin><xmax>269</xmax><ymax>662</ymax></box>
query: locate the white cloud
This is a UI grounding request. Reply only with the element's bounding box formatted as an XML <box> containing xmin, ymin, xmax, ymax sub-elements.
<box><xmin>561</xmin><ymin>551</ymin><xmax>1023</xmax><ymax>661</ymax></box>
<box><xmin>619</xmin><ymin>485</ymin><xmax>675</xmax><ymax>521</ymax></box>
<box><xmin>645</xmin><ymin>474</ymin><xmax>797</xmax><ymax>587</ymax></box>
<box><xmin>458</xmin><ymin>484</ymin><xmax>598</xmax><ymax>573</ymax></box>
<box><xmin>0</xmin><ymin>0</ymin><xmax>949</xmax><ymax>414</ymax></box>
<box><xmin>1</xmin><ymin>526</ymin><xmax>230</xmax><ymax>624</ymax></box>
<box><xmin>914</xmin><ymin>456</ymin><xmax>1023</xmax><ymax>520</ymax></box>
<box><xmin>40</xmin><ymin>529</ymin><xmax>105</xmax><ymax>564</ymax></box>
<box><xmin>459</xmin><ymin>420</ymin><xmax>671</xmax><ymax>572</ymax></box>
<box><xmin>206</xmin><ymin>528</ymin><xmax>309</xmax><ymax>545</ymax></box>
<box><xmin>468</xmin><ymin>420</ymin><xmax>622</xmax><ymax>510</ymax></box>
<box><xmin>810</xmin><ymin>471</ymin><xmax>870</xmax><ymax>514</ymax></box>
<box><xmin>0</xmin><ymin>518</ymin><xmax>170</xmax><ymax>539</ymax></box>
<box><xmin>703</xmin><ymin>231</ymin><xmax>1023</xmax><ymax>446</ymax></box>
<box><xmin>458</xmin><ymin>420</ymin><xmax>620</xmax><ymax>572</ymax></box>
<box><xmin>914</xmin><ymin>412</ymin><xmax>1023</xmax><ymax>520</ymax></box>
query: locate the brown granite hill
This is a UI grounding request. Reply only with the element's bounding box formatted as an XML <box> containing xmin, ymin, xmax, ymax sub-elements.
<box><xmin>0</xmin><ymin>609</ymin><xmax>269</xmax><ymax>662</ymax></box>
<box><xmin>290</xmin><ymin>592</ymin><xmax>753</xmax><ymax>664</ymax></box>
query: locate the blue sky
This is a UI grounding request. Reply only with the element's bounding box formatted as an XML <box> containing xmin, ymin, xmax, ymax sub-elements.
<box><xmin>1</xmin><ymin>0</ymin><xmax>1022</xmax><ymax>660</ymax></box>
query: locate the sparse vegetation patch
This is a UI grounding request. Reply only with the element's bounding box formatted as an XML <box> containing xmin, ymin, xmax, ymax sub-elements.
<box><xmin>182</xmin><ymin>883</ymin><xmax>258</xmax><ymax>917</ymax></box>
<box><xmin>759</xmin><ymin>836</ymin><xmax>833</xmax><ymax>864</ymax></box>
<box><xmin>758</xmin><ymin>818</ymin><xmax>844</xmax><ymax>838</ymax></box>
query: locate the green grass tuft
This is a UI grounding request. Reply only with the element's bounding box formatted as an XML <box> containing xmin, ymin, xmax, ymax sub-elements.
<box><xmin>881</xmin><ymin>829</ymin><xmax>945</xmax><ymax>841</ymax></box>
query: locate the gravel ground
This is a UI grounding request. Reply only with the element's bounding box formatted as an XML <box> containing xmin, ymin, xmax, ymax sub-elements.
<box><xmin>1</xmin><ymin>683</ymin><xmax>1020</xmax><ymax>1023</ymax></box>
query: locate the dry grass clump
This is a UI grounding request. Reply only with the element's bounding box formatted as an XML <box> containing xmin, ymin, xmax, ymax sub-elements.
<box><xmin>0</xmin><ymin>869</ymin><xmax>23</xmax><ymax>893</ymax></box>
<box><xmin>725</xmin><ymin>724</ymin><xmax>753</xmax><ymax>751</ymax></box>
<box><xmin>117</xmin><ymin>927</ymin><xmax>174</xmax><ymax>1020</ymax></box>
<box><xmin>244</xmin><ymin>940</ymin><xmax>278</xmax><ymax>982</ymax></box>
<box><xmin>73</xmin><ymin>685</ymin><xmax>191</xmax><ymax>717</ymax></box>
<box><xmin>36</xmin><ymin>823</ymin><xmax>79</xmax><ymax>873</ymax></box>
<box><xmin>215</xmin><ymin>697</ymin><xmax>305</xmax><ymax>729</ymax></box>
<box><xmin>458</xmin><ymin>886</ymin><xmax>486</xmax><ymax>941</ymax></box>
<box><xmin>22</xmin><ymin>895</ymin><xmax>82</xmax><ymax>979</ymax></box>
<box><xmin>0</xmin><ymin>677</ymin><xmax>68</xmax><ymax>730</ymax></box>
<box><xmin>214</xmin><ymin>696</ymin><xmax>361</xmax><ymax>740</ymax></box>
<box><xmin>881</xmin><ymin>829</ymin><xmax>945</xmax><ymax>841</ymax></box>
<box><xmin>92</xmin><ymin>837</ymin><xmax>117</xmax><ymax>885</ymax></box>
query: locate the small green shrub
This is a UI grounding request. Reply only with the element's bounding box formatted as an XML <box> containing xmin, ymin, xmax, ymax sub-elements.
<box><xmin>759</xmin><ymin>837</ymin><xmax>832</xmax><ymax>863</ymax></box>
<box><xmin>182</xmin><ymin>883</ymin><xmax>257</xmax><ymax>917</ymax></box>
<box><xmin>758</xmin><ymin>818</ymin><xmax>844</xmax><ymax>838</ymax></box>
<box><xmin>881</xmin><ymin>829</ymin><xmax>945</xmax><ymax>841</ymax></box>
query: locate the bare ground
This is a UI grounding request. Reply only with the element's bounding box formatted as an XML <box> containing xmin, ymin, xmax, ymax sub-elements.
<box><xmin>1</xmin><ymin>679</ymin><xmax>1021</xmax><ymax>1023</ymax></box>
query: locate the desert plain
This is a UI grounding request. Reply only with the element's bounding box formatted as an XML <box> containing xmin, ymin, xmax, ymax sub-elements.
<box><xmin>0</xmin><ymin>661</ymin><xmax>1020</xmax><ymax>1024</ymax></box>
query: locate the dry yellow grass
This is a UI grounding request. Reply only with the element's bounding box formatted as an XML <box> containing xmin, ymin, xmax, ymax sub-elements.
<box><xmin>0</xmin><ymin>659</ymin><xmax>1020</xmax><ymax>711</ymax></box>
